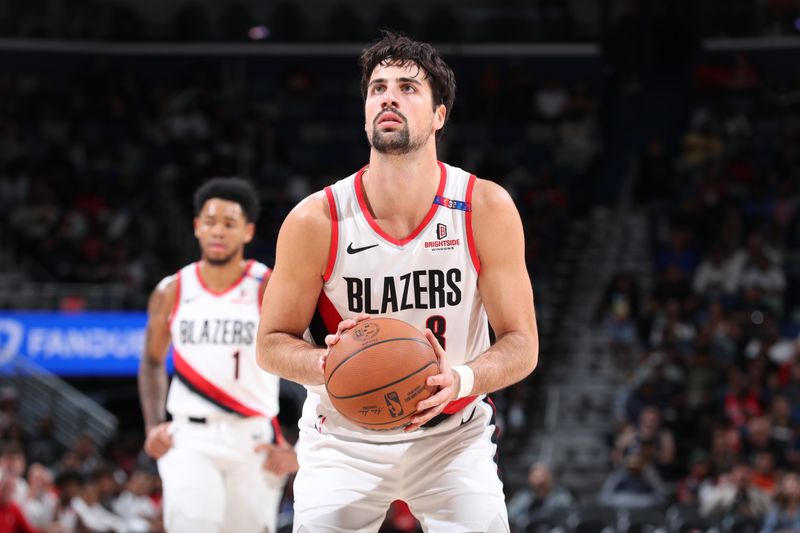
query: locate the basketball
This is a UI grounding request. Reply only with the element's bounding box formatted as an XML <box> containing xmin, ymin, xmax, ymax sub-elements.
<box><xmin>324</xmin><ymin>317</ymin><xmax>440</xmax><ymax>430</ymax></box>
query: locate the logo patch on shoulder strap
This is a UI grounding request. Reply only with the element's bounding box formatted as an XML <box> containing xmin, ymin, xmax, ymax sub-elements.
<box><xmin>434</xmin><ymin>195</ymin><xmax>471</xmax><ymax>212</ymax></box>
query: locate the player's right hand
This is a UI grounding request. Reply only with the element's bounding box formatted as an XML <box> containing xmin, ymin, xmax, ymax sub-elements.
<box><xmin>320</xmin><ymin>312</ymin><xmax>370</xmax><ymax>373</ymax></box>
<box><xmin>144</xmin><ymin>422</ymin><xmax>173</xmax><ymax>459</ymax></box>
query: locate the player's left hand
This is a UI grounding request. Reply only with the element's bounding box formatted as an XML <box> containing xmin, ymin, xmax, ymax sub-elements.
<box><xmin>256</xmin><ymin>441</ymin><xmax>299</xmax><ymax>476</ymax></box>
<box><xmin>404</xmin><ymin>329</ymin><xmax>460</xmax><ymax>432</ymax></box>
<box><xmin>320</xmin><ymin>312</ymin><xmax>370</xmax><ymax>374</ymax></box>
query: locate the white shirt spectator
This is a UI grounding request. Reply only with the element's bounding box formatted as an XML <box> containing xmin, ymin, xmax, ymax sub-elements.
<box><xmin>693</xmin><ymin>251</ymin><xmax>737</xmax><ymax>296</ymax></box>
<box><xmin>72</xmin><ymin>495</ymin><xmax>150</xmax><ymax>533</ymax></box>
<box><xmin>535</xmin><ymin>82</ymin><xmax>569</xmax><ymax>119</ymax></box>
<box><xmin>113</xmin><ymin>490</ymin><xmax>159</xmax><ymax>521</ymax></box>
<box><xmin>22</xmin><ymin>489</ymin><xmax>58</xmax><ymax>529</ymax></box>
<box><xmin>738</xmin><ymin>256</ymin><xmax>786</xmax><ymax>294</ymax></box>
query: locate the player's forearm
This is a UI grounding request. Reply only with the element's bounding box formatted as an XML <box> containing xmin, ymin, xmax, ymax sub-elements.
<box><xmin>465</xmin><ymin>330</ymin><xmax>538</xmax><ymax>395</ymax></box>
<box><xmin>138</xmin><ymin>356</ymin><xmax>169</xmax><ymax>432</ymax></box>
<box><xmin>257</xmin><ymin>332</ymin><xmax>326</xmax><ymax>386</ymax></box>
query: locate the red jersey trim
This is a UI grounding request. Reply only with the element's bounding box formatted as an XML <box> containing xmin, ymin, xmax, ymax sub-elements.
<box><xmin>354</xmin><ymin>161</ymin><xmax>447</xmax><ymax>246</ymax></box>
<box><xmin>317</xmin><ymin>291</ymin><xmax>343</xmax><ymax>335</ymax></box>
<box><xmin>195</xmin><ymin>260</ymin><xmax>255</xmax><ymax>297</ymax></box>
<box><xmin>465</xmin><ymin>174</ymin><xmax>480</xmax><ymax>275</ymax></box>
<box><xmin>168</xmin><ymin>270</ymin><xmax>182</xmax><ymax>328</ymax></box>
<box><xmin>323</xmin><ymin>186</ymin><xmax>338</xmax><ymax>282</ymax></box>
<box><xmin>173</xmin><ymin>348</ymin><xmax>265</xmax><ymax>418</ymax></box>
<box><xmin>271</xmin><ymin>416</ymin><xmax>285</xmax><ymax>445</ymax></box>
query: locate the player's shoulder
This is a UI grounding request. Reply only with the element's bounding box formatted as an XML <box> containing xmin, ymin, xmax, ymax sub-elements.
<box><xmin>148</xmin><ymin>272</ymin><xmax>179</xmax><ymax>315</ymax></box>
<box><xmin>470</xmin><ymin>176</ymin><xmax>516</xmax><ymax>213</ymax></box>
<box><xmin>155</xmin><ymin>273</ymin><xmax>179</xmax><ymax>295</ymax></box>
<box><xmin>285</xmin><ymin>189</ymin><xmax>333</xmax><ymax>229</ymax></box>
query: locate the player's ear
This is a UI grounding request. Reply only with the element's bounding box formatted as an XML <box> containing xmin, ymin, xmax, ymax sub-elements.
<box><xmin>244</xmin><ymin>222</ymin><xmax>255</xmax><ymax>244</ymax></box>
<box><xmin>193</xmin><ymin>217</ymin><xmax>201</xmax><ymax>239</ymax></box>
<box><xmin>434</xmin><ymin>104</ymin><xmax>446</xmax><ymax>132</ymax></box>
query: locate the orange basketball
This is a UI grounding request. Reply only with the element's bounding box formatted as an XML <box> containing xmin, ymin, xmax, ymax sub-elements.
<box><xmin>324</xmin><ymin>317</ymin><xmax>440</xmax><ymax>430</ymax></box>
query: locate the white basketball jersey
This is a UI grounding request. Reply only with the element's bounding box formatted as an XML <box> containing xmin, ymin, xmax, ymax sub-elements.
<box><xmin>165</xmin><ymin>260</ymin><xmax>279</xmax><ymax>419</ymax></box>
<box><xmin>305</xmin><ymin>161</ymin><xmax>490</xmax><ymax>440</ymax></box>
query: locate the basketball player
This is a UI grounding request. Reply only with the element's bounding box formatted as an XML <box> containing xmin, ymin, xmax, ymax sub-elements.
<box><xmin>256</xmin><ymin>32</ymin><xmax>539</xmax><ymax>532</ymax></box>
<box><xmin>138</xmin><ymin>177</ymin><xmax>291</xmax><ymax>533</ymax></box>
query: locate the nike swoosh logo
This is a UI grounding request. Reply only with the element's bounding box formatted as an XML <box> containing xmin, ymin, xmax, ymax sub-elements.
<box><xmin>347</xmin><ymin>243</ymin><xmax>379</xmax><ymax>254</ymax></box>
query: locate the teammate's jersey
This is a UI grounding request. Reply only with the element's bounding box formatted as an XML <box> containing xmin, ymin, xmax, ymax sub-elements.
<box><xmin>305</xmin><ymin>161</ymin><xmax>490</xmax><ymax>441</ymax></box>
<box><xmin>165</xmin><ymin>260</ymin><xmax>279</xmax><ymax>419</ymax></box>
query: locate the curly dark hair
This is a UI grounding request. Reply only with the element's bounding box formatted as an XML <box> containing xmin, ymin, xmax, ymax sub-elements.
<box><xmin>193</xmin><ymin>177</ymin><xmax>261</xmax><ymax>222</ymax></box>
<box><xmin>359</xmin><ymin>30</ymin><xmax>457</xmax><ymax>138</ymax></box>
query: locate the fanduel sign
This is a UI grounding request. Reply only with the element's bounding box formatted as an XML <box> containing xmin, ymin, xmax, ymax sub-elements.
<box><xmin>0</xmin><ymin>312</ymin><xmax>158</xmax><ymax>376</ymax></box>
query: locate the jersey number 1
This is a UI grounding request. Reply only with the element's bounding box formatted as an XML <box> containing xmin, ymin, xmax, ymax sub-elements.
<box><xmin>232</xmin><ymin>351</ymin><xmax>240</xmax><ymax>380</ymax></box>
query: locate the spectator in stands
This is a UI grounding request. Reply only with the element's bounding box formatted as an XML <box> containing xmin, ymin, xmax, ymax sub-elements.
<box><xmin>70</xmin><ymin>435</ymin><xmax>103</xmax><ymax>477</ymax></box>
<box><xmin>0</xmin><ymin>442</ymin><xmax>28</xmax><ymax>503</ymax></box>
<box><xmin>724</xmin><ymin>371</ymin><xmax>763</xmax><ymax>429</ymax></box>
<box><xmin>657</xmin><ymin>227</ymin><xmax>700</xmax><ymax>280</ymax></box>
<box><xmin>70</xmin><ymin>470</ymin><xmax>150</xmax><ymax>532</ymax></box>
<box><xmin>762</xmin><ymin>472</ymin><xmax>800</xmax><ymax>533</ymax></box>
<box><xmin>507</xmin><ymin>462</ymin><xmax>575</xmax><ymax>531</ymax></box>
<box><xmin>684</xmin><ymin>349</ymin><xmax>719</xmax><ymax>418</ymax></box>
<box><xmin>598</xmin><ymin>452</ymin><xmax>667</xmax><ymax>510</ymax></box>
<box><xmin>741</xmin><ymin>416</ymin><xmax>788</xmax><ymax>469</ymax></box>
<box><xmin>768</xmin><ymin>395</ymin><xmax>795</xmax><ymax>449</ymax></box>
<box><xmin>730</xmin><ymin>231</ymin><xmax>783</xmax><ymax>284</ymax></box>
<box><xmin>596</xmin><ymin>273</ymin><xmax>640</xmax><ymax>371</ymax></box>
<box><xmin>678</xmin><ymin>109</ymin><xmax>724</xmax><ymax>171</ymax></box>
<box><xmin>697</xmin><ymin>300</ymin><xmax>740</xmax><ymax>363</ymax></box>
<box><xmin>676</xmin><ymin>449</ymin><xmax>713</xmax><ymax>505</ymax></box>
<box><xmin>0</xmin><ymin>468</ymin><xmax>38</xmax><ymax>533</ymax></box>
<box><xmin>613</xmin><ymin>406</ymin><xmax>676</xmax><ymax>479</ymax></box>
<box><xmin>709</xmin><ymin>425</ymin><xmax>740</xmax><ymax>476</ymax></box>
<box><xmin>699</xmin><ymin>462</ymin><xmax>771</xmax><ymax>521</ymax></box>
<box><xmin>534</xmin><ymin>79</ymin><xmax>569</xmax><ymax>120</ymax></box>
<box><xmin>751</xmin><ymin>451</ymin><xmax>778</xmax><ymax>496</ymax></box>
<box><xmin>648</xmin><ymin>299</ymin><xmax>696</xmax><ymax>352</ymax></box>
<box><xmin>92</xmin><ymin>466</ymin><xmax>121</xmax><ymax>513</ymax></box>
<box><xmin>112</xmin><ymin>470</ymin><xmax>161</xmax><ymax>527</ymax></box>
<box><xmin>692</xmin><ymin>246</ymin><xmax>738</xmax><ymax>298</ymax></box>
<box><xmin>624</xmin><ymin>356</ymin><xmax>684</xmax><ymax>426</ymax></box>
<box><xmin>737</xmin><ymin>250</ymin><xmax>786</xmax><ymax>316</ymax></box>
<box><xmin>52</xmin><ymin>470</ymin><xmax>83</xmax><ymax>532</ymax></box>
<box><xmin>20</xmin><ymin>463</ymin><xmax>57</xmax><ymax>531</ymax></box>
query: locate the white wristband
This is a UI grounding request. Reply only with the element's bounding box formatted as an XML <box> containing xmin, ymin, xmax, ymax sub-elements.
<box><xmin>452</xmin><ymin>365</ymin><xmax>475</xmax><ymax>400</ymax></box>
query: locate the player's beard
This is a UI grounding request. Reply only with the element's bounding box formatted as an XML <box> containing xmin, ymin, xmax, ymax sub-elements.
<box><xmin>204</xmin><ymin>246</ymin><xmax>240</xmax><ymax>266</ymax></box>
<box><xmin>370</xmin><ymin>110</ymin><xmax>429</xmax><ymax>155</ymax></box>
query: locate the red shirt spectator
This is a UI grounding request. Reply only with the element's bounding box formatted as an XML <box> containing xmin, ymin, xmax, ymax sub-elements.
<box><xmin>724</xmin><ymin>373</ymin><xmax>763</xmax><ymax>428</ymax></box>
<box><xmin>0</xmin><ymin>501</ymin><xmax>39</xmax><ymax>533</ymax></box>
<box><xmin>0</xmin><ymin>471</ymin><xmax>39</xmax><ymax>533</ymax></box>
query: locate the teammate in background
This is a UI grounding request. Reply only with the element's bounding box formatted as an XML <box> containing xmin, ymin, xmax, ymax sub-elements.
<box><xmin>257</xmin><ymin>31</ymin><xmax>539</xmax><ymax>532</ymax></box>
<box><xmin>138</xmin><ymin>177</ymin><xmax>293</xmax><ymax>533</ymax></box>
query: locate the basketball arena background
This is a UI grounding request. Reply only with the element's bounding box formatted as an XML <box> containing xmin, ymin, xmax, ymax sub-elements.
<box><xmin>1</xmin><ymin>0</ymin><xmax>799</xmax><ymax>531</ymax></box>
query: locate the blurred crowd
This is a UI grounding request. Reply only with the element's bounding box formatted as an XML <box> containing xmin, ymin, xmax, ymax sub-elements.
<box><xmin>575</xmin><ymin>53</ymin><xmax>800</xmax><ymax>532</ymax></box>
<box><xmin>3</xmin><ymin>0</ymin><xmax>800</xmax><ymax>43</ymax></box>
<box><xmin>0</xmin><ymin>51</ymin><xmax>591</xmax><ymax>314</ymax></box>
<box><xmin>1</xmin><ymin>0</ymin><xmax>577</xmax><ymax>43</ymax></box>
<box><xmin>0</xmin><ymin>387</ymin><xmax>163</xmax><ymax>533</ymax></box>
